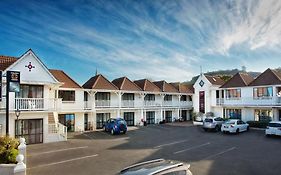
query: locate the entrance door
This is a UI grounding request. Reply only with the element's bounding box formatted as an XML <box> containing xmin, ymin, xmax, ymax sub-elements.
<box><xmin>84</xmin><ymin>114</ymin><xmax>89</xmax><ymax>131</ymax></box>
<box><xmin>146</xmin><ymin>111</ymin><xmax>155</xmax><ymax>124</ymax></box>
<box><xmin>15</xmin><ymin>119</ymin><xmax>43</xmax><ymax>144</ymax></box>
<box><xmin>96</xmin><ymin>113</ymin><xmax>110</xmax><ymax>129</ymax></box>
<box><xmin>199</xmin><ymin>91</ymin><xmax>205</xmax><ymax>113</ymax></box>
<box><xmin>124</xmin><ymin>112</ymin><xmax>134</xmax><ymax>126</ymax></box>
<box><xmin>59</xmin><ymin>114</ymin><xmax>75</xmax><ymax>132</ymax></box>
<box><xmin>181</xmin><ymin>110</ymin><xmax>187</xmax><ymax>121</ymax></box>
<box><xmin>165</xmin><ymin>111</ymin><xmax>173</xmax><ymax>123</ymax></box>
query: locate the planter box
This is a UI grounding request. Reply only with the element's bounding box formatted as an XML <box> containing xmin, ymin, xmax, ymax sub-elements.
<box><xmin>0</xmin><ymin>164</ymin><xmax>16</xmax><ymax>175</ymax></box>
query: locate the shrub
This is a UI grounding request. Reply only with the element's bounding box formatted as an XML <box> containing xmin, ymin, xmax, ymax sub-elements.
<box><xmin>0</xmin><ymin>136</ymin><xmax>19</xmax><ymax>164</ymax></box>
<box><xmin>247</xmin><ymin>121</ymin><xmax>269</xmax><ymax>128</ymax></box>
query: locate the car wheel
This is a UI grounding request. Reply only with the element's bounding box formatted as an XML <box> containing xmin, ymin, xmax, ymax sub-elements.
<box><xmin>215</xmin><ymin>125</ymin><xmax>220</xmax><ymax>132</ymax></box>
<box><xmin>111</xmin><ymin>129</ymin><xmax>114</xmax><ymax>135</ymax></box>
<box><xmin>236</xmin><ymin>128</ymin><xmax>239</xmax><ymax>134</ymax></box>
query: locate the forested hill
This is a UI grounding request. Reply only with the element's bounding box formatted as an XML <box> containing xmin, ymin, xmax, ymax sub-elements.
<box><xmin>185</xmin><ymin>68</ymin><xmax>261</xmax><ymax>85</ymax></box>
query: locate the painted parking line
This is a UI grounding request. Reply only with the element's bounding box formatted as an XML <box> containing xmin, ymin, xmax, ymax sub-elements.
<box><xmin>173</xmin><ymin>142</ymin><xmax>211</xmax><ymax>154</ymax></box>
<box><xmin>202</xmin><ymin>147</ymin><xmax>236</xmax><ymax>160</ymax></box>
<box><xmin>154</xmin><ymin>139</ymin><xmax>189</xmax><ymax>149</ymax></box>
<box><xmin>28</xmin><ymin>146</ymin><xmax>89</xmax><ymax>157</ymax></box>
<box><xmin>27</xmin><ymin>154</ymin><xmax>98</xmax><ymax>169</ymax></box>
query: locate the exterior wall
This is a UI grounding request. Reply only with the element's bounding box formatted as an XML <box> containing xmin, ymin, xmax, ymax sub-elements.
<box><xmin>60</xmin><ymin>89</ymin><xmax>84</xmax><ymax>112</ymax></box>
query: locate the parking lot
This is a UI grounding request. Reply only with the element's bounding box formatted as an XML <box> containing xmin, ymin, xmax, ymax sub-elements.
<box><xmin>27</xmin><ymin>122</ymin><xmax>281</xmax><ymax>175</ymax></box>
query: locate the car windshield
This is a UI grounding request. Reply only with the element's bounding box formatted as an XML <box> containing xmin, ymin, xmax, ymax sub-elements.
<box><xmin>225</xmin><ymin>120</ymin><xmax>235</xmax><ymax>124</ymax></box>
<box><xmin>204</xmin><ymin>118</ymin><xmax>213</xmax><ymax>123</ymax></box>
<box><xmin>268</xmin><ymin>123</ymin><xmax>281</xmax><ymax>127</ymax></box>
<box><xmin>117</xmin><ymin>119</ymin><xmax>126</xmax><ymax>124</ymax></box>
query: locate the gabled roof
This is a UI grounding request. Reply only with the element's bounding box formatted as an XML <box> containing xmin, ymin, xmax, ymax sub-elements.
<box><xmin>170</xmin><ymin>83</ymin><xmax>194</xmax><ymax>93</ymax></box>
<box><xmin>153</xmin><ymin>80</ymin><xmax>179</xmax><ymax>93</ymax></box>
<box><xmin>112</xmin><ymin>77</ymin><xmax>142</xmax><ymax>91</ymax></box>
<box><xmin>82</xmin><ymin>74</ymin><xmax>118</xmax><ymax>90</ymax></box>
<box><xmin>221</xmin><ymin>73</ymin><xmax>254</xmax><ymax>88</ymax></box>
<box><xmin>249</xmin><ymin>68</ymin><xmax>281</xmax><ymax>86</ymax></box>
<box><xmin>0</xmin><ymin>55</ymin><xmax>18</xmax><ymax>71</ymax></box>
<box><xmin>49</xmin><ymin>69</ymin><xmax>81</xmax><ymax>89</ymax></box>
<box><xmin>134</xmin><ymin>79</ymin><xmax>161</xmax><ymax>92</ymax></box>
<box><xmin>205</xmin><ymin>75</ymin><xmax>225</xmax><ymax>85</ymax></box>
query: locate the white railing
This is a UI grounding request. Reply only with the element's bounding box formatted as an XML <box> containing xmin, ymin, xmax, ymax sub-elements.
<box><xmin>84</xmin><ymin>101</ymin><xmax>92</xmax><ymax>109</ymax></box>
<box><xmin>216</xmin><ymin>96</ymin><xmax>281</xmax><ymax>106</ymax></box>
<box><xmin>179</xmin><ymin>101</ymin><xmax>193</xmax><ymax>107</ymax></box>
<box><xmin>144</xmin><ymin>101</ymin><xmax>161</xmax><ymax>107</ymax></box>
<box><xmin>13</xmin><ymin>98</ymin><xmax>61</xmax><ymax>111</ymax></box>
<box><xmin>163</xmin><ymin>101</ymin><xmax>174</xmax><ymax>106</ymax></box>
<box><xmin>95</xmin><ymin>100</ymin><xmax>111</xmax><ymax>107</ymax></box>
<box><xmin>48</xmin><ymin>123</ymin><xmax>67</xmax><ymax>140</ymax></box>
<box><xmin>121</xmin><ymin>100</ymin><xmax>134</xmax><ymax>108</ymax></box>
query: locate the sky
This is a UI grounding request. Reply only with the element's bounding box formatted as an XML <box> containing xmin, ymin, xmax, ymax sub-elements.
<box><xmin>1</xmin><ymin>0</ymin><xmax>281</xmax><ymax>85</ymax></box>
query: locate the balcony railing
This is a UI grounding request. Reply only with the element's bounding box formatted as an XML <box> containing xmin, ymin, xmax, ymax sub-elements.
<box><xmin>121</xmin><ymin>100</ymin><xmax>134</xmax><ymax>108</ymax></box>
<box><xmin>95</xmin><ymin>100</ymin><xmax>111</xmax><ymax>107</ymax></box>
<box><xmin>13</xmin><ymin>98</ymin><xmax>61</xmax><ymax>111</ymax></box>
<box><xmin>179</xmin><ymin>101</ymin><xmax>193</xmax><ymax>108</ymax></box>
<box><xmin>144</xmin><ymin>100</ymin><xmax>161</xmax><ymax>107</ymax></box>
<box><xmin>163</xmin><ymin>101</ymin><xmax>173</xmax><ymax>106</ymax></box>
<box><xmin>216</xmin><ymin>97</ymin><xmax>281</xmax><ymax>106</ymax></box>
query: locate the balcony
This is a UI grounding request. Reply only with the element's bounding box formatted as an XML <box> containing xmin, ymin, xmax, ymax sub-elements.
<box><xmin>95</xmin><ymin>100</ymin><xmax>116</xmax><ymax>108</ymax></box>
<box><xmin>216</xmin><ymin>97</ymin><xmax>281</xmax><ymax>106</ymax></box>
<box><xmin>163</xmin><ymin>101</ymin><xmax>174</xmax><ymax>107</ymax></box>
<box><xmin>179</xmin><ymin>101</ymin><xmax>193</xmax><ymax>108</ymax></box>
<box><xmin>144</xmin><ymin>100</ymin><xmax>161</xmax><ymax>107</ymax></box>
<box><xmin>6</xmin><ymin>98</ymin><xmax>62</xmax><ymax>111</ymax></box>
<box><xmin>121</xmin><ymin>100</ymin><xmax>134</xmax><ymax>108</ymax></box>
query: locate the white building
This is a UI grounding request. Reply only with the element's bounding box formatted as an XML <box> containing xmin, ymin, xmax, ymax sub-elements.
<box><xmin>193</xmin><ymin>70</ymin><xmax>281</xmax><ymax>122</ymax></box>
<box><xmin>0</xmin><ymin>49</ymin><xmax>193</xmax><ymax>144</ymax></box>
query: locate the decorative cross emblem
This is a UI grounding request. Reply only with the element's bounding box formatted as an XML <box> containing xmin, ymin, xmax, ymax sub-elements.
<box><xmin>199</xmin><ymin>80</ymin><xmax>204</xmax><ymax>87</ymax></box>
<box><xmin>25</xmin><ymin>62</ymin><xmax>35</xmax><ymax>72</ymax></box>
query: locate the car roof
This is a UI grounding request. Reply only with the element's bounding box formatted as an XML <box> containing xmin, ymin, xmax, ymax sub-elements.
<box><xmin>269</xmin><ymin>121</ymin><xmax>281</xmax><ymax>124</ymax></box>
<box><xmin>120</xmin><ymin>159</ymin><xmax>187</xmax><ymax>175</ymax></box>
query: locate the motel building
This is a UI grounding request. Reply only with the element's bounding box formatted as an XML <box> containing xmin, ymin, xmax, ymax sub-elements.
<box><xmin>0</xmin><ymin>49</ymin><xmax>193</xmax><ymax>144</ymax></box>
<box><xmin>193</xmin><ymin>70</ymin><xmax>281</xmax><ymax>122</ymax></box>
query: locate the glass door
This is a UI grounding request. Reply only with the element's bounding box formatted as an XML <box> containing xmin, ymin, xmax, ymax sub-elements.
<box><xmin>15</xmin><ymin>119</ymin><xmax>43</xmax><ymax>144</ymax></box>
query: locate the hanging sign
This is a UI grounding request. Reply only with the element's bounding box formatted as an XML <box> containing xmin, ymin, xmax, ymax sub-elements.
<box><xmin>7</xmin><ymin>71</ymin><xmax>20</xmax><ymax>92</ymax></box>
<box><xmin>0</xmin><ymin>71</ymin><xmax>2</xmax><ymax>101</ymax></box>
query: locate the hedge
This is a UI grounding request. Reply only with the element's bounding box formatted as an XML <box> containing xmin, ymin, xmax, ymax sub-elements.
<box><xmin>246</xmin><ymin>121</ymin><xmax>269</xmax><ymax>128</ymax></box>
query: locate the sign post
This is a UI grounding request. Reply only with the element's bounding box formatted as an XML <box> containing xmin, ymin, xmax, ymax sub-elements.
<box><xmin>6</xmin><ymin>71</ymin><xmax>20</xmax><ymax>135</ymax></box>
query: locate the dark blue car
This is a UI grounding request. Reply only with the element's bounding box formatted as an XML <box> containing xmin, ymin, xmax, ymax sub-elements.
<box><xmin>104</xmin><ymin>118</ymin><xmax>127</xmax><ymax>135</ymax></box>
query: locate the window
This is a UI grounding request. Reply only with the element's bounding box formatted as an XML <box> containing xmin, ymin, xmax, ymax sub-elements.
<box><xmin>253</xmin><ymin>87</ymin><xmax>273</xmax><ymax>98</ymax></box>
<box><xmin>164</xmin><ymin>95</ymin><xmax>172</xmax><ymax>101</ymax></box>
<box><xmin>180</xmin><ymin>95</ymin><xmax>187</xmax><ymax>101</ymax></box>
<box><xmin>16</xmin><ymin>85</ymin><xmax>43</xmax><ymax>98</ymax></box>
<box><xmin>84</xmin><ymin>92</ymin><xmax>88</xmax><ymax>101</ymax></box>
<box><xmin>144</xmin><ymin>94</ymin><xmax>155</xmax><ymax>101</ymax></box>
<box><xmin>59</xmin><ymin>114</ymin><xmax>75</xmax><ymax>132</ymax></box>
<box><xmin>59</xmin><ymin>90</ymin><xmax>75</xmax><ymax>101</ymax></box>
<box><xmin>225</xmin><ymin>109</ymin><xmax>241</xmax><ymax>119</ymax></box>
<box><xmin>165</xmin><ymin>111</ymin><xmax>173</xmax><ymax>122</ymax></box>
<box><xmin>225</xmin><ymin>89</ymin><xmax>241</xmax><ymax>99</ymax></box>
<box><xmin>254</xmin><ymin>109</ymin><xmax>272</xmax><ymax>121</ymax></box>
<box><xmin>122</xmin><ymin>93</ymin><xmax>134</xmax><ymax>100</ymax></box>
<box><xmin>96</xmin><ymin>113</ymin><xmax>110</xmax><ymax>129</ymax></box>
<box><xmin>95</xmin><ymin>92</ymin><xmax>110</xmax><ymax>100</ymax></box>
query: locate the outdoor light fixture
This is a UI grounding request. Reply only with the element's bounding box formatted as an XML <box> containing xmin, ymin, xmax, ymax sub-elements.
<box><xmin>15</xmin><ymin>107</ymin><xmax>21</xmax><ymax>138</ymax></box>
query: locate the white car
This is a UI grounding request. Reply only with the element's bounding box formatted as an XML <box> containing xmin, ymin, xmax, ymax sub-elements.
<box><xmin>221</xmin><ymin>119</ymin><xmax>249</xmax><ymax>134</ymax></box>
<box><xmin>265</xmin><ymin>121</ymin><xmax>281</xmax><ymax>136</ymax></box>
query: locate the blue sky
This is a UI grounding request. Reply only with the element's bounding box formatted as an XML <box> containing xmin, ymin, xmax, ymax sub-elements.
<box><xmin>1</xmin><ymin>0</ymin><xmax>281</xmax><ymax>85</ymax></box>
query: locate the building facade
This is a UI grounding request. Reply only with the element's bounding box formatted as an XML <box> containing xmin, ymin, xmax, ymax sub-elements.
<box><xmin>0</xmin><ymin>49</ymin><xmax>193</xmax><ymax>144</ymax></box>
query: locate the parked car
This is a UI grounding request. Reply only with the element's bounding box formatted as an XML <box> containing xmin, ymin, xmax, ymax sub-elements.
<box><xmin>104</xmin><ymin>118</ymin><xmax>127</xmax><ymax>135</ymax></box>
<box><xmin>120</xmin><ymin>158</ymin><xmax>192</xmax><ymax>175</ymax></box>
<box><xmin>221</xmin><ymin>119</ymin><xmax>249</xmax><ymax>134</ymax></box>
<box><xmin>265</xmin><ymin>121</ymin><xmax>281</xmax><ymax>136</ymax></box>
<box><xmin>203</xmin><ymin>117</ymin><xmax>224</xmax><ymax>132</ymax></box>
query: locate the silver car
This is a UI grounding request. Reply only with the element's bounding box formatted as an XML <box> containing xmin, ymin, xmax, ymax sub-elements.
<box><xmin>203</xmin><ymin>117</ymin><xmax>224</xmax><ymax>132</ymax></box>
<box><xmin>120</xmin><ymin>159</ymin><xmax>192</xmax><ymax>175</ymax></box>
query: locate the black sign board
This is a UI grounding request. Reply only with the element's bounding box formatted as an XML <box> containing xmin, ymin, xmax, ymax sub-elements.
<box><xmin>7</xmin><ymin>71</ymin><xmax>20</xmax><ymax>92</ymax></box>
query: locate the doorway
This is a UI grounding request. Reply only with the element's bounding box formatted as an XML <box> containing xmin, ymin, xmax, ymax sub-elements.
<box><xmin>15</xmin><ymin>119</ymin><xmax>43</xmax><ymax>144</ymax></box>
<box><xmin>59</xmin><ymin>114</ymin><xmax>75</xmax><ymax>132</ymax></box>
